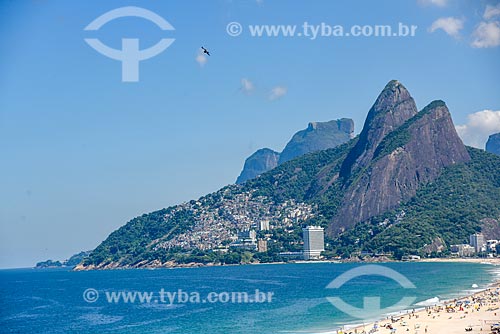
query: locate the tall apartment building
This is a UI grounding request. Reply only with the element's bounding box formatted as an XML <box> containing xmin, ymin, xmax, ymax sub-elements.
<box><xmin>303</xmin><ymin>226</ymin><xmax>325</xmax><ymax>260</ymax></box>
<box><xmin>469</xmin><ymin>233</ymin><xmax>486</xmax><ymax>253</ymax></box>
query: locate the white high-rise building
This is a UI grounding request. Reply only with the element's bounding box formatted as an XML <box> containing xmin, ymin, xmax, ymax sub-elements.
<box><xmin>259</xmin><ymin>220</ymin><xmax>270</xmax><ymax>231</ymax></box>
<box><xmin>469</xmin><ymin>233</ymin><xmax>486</xmax><ymax>253</ymax></box>
<box><xmin>303</xmin><ymin>226</ymin><xmax>325</xmax><ymax>260</ymax></box>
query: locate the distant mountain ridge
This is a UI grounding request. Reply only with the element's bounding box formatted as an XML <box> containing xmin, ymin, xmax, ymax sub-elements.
<box><xmin>79</xmin><ymin>80</ymin><xmax>500</xmax><ymax>270</ymax></box>
<box><xmin>236</xmin><ymin>118</ymin><xmax>354</xmax><ymax>184</ymax></box>
<box><xmin>36</xmin><ymin>251</ymin><xmax>91</xmax><ymax>269</ymax></box>
<box><xmin>486</xmin><ymin>132</ymin><xmax>500</xmax><ymax>155</ymax></box>
<box><xmin>279</xmin><ymin>119</ymin><xmax>354</xmax><ymax>164</ymax></box>
<box><xmin>235</xmin><ymin>148</ymin><xmax>280</xmax><ymax>184</ymax></box>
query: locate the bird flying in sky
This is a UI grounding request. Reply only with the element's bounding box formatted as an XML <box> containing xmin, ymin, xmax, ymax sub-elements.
<box><xmin>201</xmin><ymin>46</ymin><xmax>210</xmax><ymax>56</ymax></box>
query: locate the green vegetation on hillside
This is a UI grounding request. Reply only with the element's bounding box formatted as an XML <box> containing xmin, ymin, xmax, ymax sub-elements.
<box><xmin>81</xmin><ymin>77</ymin><xmax>500</xmax><ymax>269</ymax></box>
<box><xmin>84</xmin><ymin>142</ymin><xmax>500</xmax><ymax>267</ymax></box>
<box><xmin>244</xmin><ymin>139</ymin><xmax>356</xmax><ymax>203</ymax></box>
<box><xmin>334</xmin><ymin>147</ymin><xmax>500</xmax><ymax>258</ymax></box>
<box><xmin>84</xmin><ymin>208</ymin><xmax>195</xmax><ymax>266</ymax></box>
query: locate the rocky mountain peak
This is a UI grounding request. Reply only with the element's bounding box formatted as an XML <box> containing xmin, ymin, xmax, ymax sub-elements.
<box><xmin>236</xmin><ymin>148</ymin><xmax>280</xmax><ymax>184</ymax></box>
<box><xmin>330</xmin><ymin>98</ymin><xmax>470</xmax><ymax>235</ymax></box>
<box><xmin>486</xmin><ymin>132</ymin><xmax>500</xmax><ymax>156</ymax></box>
<box><xmin>236</xmin><ymin>118</ymin><xmax>354</xmax><ymax>183</ymax></box>
<box><xmin>278</xmin><ymin>118</ymin><xmax>354</xmax><ymax>164</ymax></box>
<box><xmin>340</xmin><ymin>80</ymin><xmax>418</xmax><ymax>178</ymax></box>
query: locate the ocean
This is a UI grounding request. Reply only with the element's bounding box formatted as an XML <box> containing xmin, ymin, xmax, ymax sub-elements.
<box><xmin>1</xmin><ymin>262</ymin><xmax>499</xmax><ymax>334</ymax></box>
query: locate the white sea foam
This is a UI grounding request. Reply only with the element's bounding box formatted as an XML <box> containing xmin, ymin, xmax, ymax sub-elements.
<box><xmin>415</xmin><ymin>296</ymin><xmax>440</xmax><ymax>306</ymax></box>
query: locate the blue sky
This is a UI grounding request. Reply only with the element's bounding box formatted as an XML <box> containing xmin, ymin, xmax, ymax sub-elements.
<box><xmin>1</xmin><ymin>0</ymin><xmax>499</xmax><ymax>268</ymax></box>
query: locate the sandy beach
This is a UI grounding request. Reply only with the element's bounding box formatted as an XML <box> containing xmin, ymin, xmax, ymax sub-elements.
<box><xmin>340</xmin><ymin>260</ymin><xmax>500</xmax><ymax>334</ymax></box>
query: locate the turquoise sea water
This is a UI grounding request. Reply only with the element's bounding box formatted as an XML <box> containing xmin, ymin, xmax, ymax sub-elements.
<box><xmin>1</xmin><ymin>262</ymin><xmax>499</xmax><ymax>334</ymax></box>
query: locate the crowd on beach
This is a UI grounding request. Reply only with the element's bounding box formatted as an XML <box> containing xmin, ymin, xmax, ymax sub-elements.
<box><xmin>338</xmin><ymin>285</ymin><xmax>500</xmax><ymax>334</ymax></box>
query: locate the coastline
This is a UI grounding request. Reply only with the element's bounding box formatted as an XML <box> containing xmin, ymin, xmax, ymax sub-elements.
<box><xmin>12</xmin><ymin>259</ymin><xmax>500</xmax><ymax>334</ymax></box>
<box><xmin>72</xmin><ymin>257</ymin><xmax>500</xmax><ymax>271</ymax></box>
<box><xmin>338</xmin><ymin>260</ymin><xmax>500</xmax><ymax>334</ymax></box>
<box><xmin>418</xmin><ymin>258</ymin><xmax>500</xmax><ymax>265</ymax></box>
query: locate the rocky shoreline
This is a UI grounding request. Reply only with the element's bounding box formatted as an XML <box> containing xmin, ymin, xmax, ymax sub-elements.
<box><xmin>73</xmin><ymin>257</ymin><xmax>499</xmax><ymax>271</ymax></box>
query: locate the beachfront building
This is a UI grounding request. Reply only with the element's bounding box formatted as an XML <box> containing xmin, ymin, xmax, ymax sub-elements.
<box><xmin>279</xmin><ymin>251</ymin><xmax>303</xmax><ymax>260</ymax></box>
<box><xmin>302</xmin><ymin>226</ymin><xmax>324</xmax><ymax>260</ymax></box>
<box><xmin>230</xmin><ymin>229</ymin><xmax>258</xmax><ymax>250</ymax></box>
<box><xmin>450</xmin><ymin>244</ymin><xmax>475</xmax><ymax>257</ymax></box>
<box><xmin>238</xmin><ymin>229</ymin><xmax>256</xmax><ymax>242</ymax></box>
<box><xmin>257</xmin><ymin>239</ymin><xmax>268</xmax><ymax>252</ymax></box>
<box><xmin>469</xmin><ymin>233</ymin><xmax>486</xmax><ymax>253</ymax></box>
<box><xmin>486</xmin><ymin>240</ymin><xmax>498</xmax><ymax>253</ymax></box>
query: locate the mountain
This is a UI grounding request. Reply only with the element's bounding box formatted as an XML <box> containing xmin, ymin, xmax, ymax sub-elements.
<box><xmin>65</xmin><ymin>251</ymin><xmax>92</xmax><ymax>267</ymax></box>
<box><xmin>340</xmin><ymin>80</ymin><xmax>418</xmax><ymax>179</ymax></box>
<box><xmin>78</xmin><ymin>80</ymin><xmax>500</xmax><ymax>269</ymax></box>
<box><xmin>36</xmin><ymin>251</ymin><xmax>91</xmax><ymax>269</ymax></box>
<box><xmin>279</xmin><ymin>119</ymin><xmax>354</xmax><ymax>164</ymax></box>
<box><xmin>332</xmin><ymin>81</ymin><xmax>470</xmax><ymax>234</ymax></box>
<box><xmin>335</xmin><ymin>146</ymin><xmax>500</xmax><ymax>258</ymax></box>
<box><xmin>486</xmin><ymin>132</ymin><xmax>500</xmax><ymax>155</ymax></box>
<box><xmin>236</xmin><ymin>149</ymin><xmax>280</xmax><ymax>184</ymax></box>
<box><xmin>35</xmin><ymin>259</ymin><xmax>64</xmax><ymax>268</ymax></box>
<box><xmin>236</xmin><ymin>118</ymin><xmax>354</xmax><ymax>184</ymax></box>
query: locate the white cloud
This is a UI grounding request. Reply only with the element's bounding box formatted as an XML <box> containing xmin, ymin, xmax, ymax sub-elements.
<box><xmin>471</xmin><ymin>21</ymin><xmax>500</xmax><ymax>48</ymax></box>
<box><xmin>484</xmin><ymin>3</ymin><xmax>500</xmax><ymax>20</ymax></box>
<box><xmin>268</xmin><ymin>86</ymin><xmax>287</xmax><ymax>101</ymax></box>
<box><xmin>240</xmin><ymin>78</ymin><xmax>255</xmax><ymax>94</ymax></box>
<box><xmin>239</xmin><ymin>80</ymin><xmax>288</xmax><ymax>101</ymax></box>
<box><xmin>428</xmin><ymin>17</ymin><xmax>464</xmax><ymax>38</ymax></box>
<box><xmin>418</xmin><ymin>0</ymin><xmax>448</xmax><ymax>7</ymax></box>
<box><xmin>195</xmin><ymin>51</ymin><xmax>207</xmax><ymax>67</ymax></box>
<box><xmin>455</xmin><ymin>110</ymin><xmax>500</xmax><ymax>148</ymax></box>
